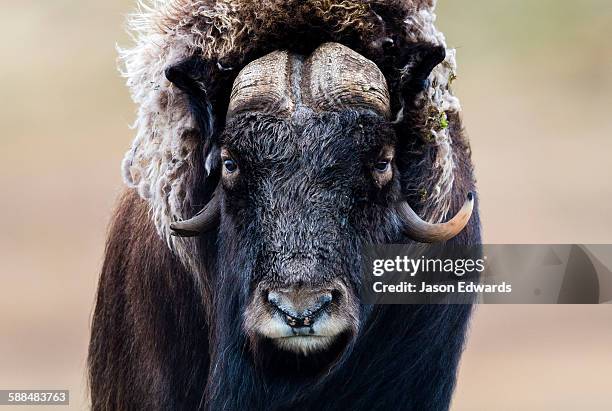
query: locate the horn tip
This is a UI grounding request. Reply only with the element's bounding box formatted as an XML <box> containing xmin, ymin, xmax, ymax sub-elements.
<box><xmin>169</xmin><ymin>222</ymin><xmax>199</xmax><ymax>238</ymax></box>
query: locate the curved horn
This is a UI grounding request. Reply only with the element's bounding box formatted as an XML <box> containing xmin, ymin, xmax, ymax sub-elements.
<box><xmin>397</xmin><ymin>193</ymin><xmax>474</xmax><ymax>243</ymax></box>
<box><xmin>226</xmin><ymin>50</ymin><xmax>294</xmax><ymax>119</ymax></box>
<box><xmin>170</xmin><ymin>193</ymin><xmax>221</xmax><ymax>237</ymax></box>
<box><xmin>303</xmin><ymin>42</ymin><xmax>391</xmax><ymax>118</ymax></box>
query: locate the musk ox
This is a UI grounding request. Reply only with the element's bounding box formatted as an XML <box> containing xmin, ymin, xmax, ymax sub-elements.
<box><xmin>89</xmin><ymin>1</ymin><xmax>481</xmax><ymax>410</ymax></box>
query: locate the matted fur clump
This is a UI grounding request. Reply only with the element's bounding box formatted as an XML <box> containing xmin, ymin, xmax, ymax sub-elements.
<box><xmin>119</xmin><ymin>0</ymin><xmax>462</xmax><ymax>252</ymax></box>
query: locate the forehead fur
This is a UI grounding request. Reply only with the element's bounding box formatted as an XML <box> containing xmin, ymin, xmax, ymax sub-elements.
<box><xmin>222</xmin><ymin>111</ymin><xmax>393</xmax><ymax>155</ymax></box>
<box><xmin>118</xmin><ymin>0</ymin><xmax>461</xmax><ymax>267</ymax></box>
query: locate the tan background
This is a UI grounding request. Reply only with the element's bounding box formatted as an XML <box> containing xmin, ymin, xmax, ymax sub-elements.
<box><xmin>0</xmin><ymin>1</ymin><xmax>611</xmax><ymax>409</ymax></box>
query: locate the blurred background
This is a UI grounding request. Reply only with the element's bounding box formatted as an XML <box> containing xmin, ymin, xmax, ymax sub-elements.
<box><xmin>0</xmin><ymin>0</ymin><xmax>610</xmax><ymax>409</ymax></box>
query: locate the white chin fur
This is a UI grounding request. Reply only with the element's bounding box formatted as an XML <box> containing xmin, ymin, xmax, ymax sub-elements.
<box><xmin>273</xmin><ymin>335</ymin><xmax>337</xmax><ymax>355</ymax></box>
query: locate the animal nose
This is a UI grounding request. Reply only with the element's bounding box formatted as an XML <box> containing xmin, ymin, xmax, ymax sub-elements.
<box><xmin>267</xmin><ymin>289</ymin><xmax>333</xmax><ymax>328</ymax></box>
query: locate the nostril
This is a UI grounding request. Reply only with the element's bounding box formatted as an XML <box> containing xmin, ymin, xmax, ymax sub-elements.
<box><xmin>267</xmin><ymin>291</ymin><xmax>281</xmax><ymax>308</ymax></box>
<box><xmin>331</xmin><ymin>289</ymin><xmax>342</xmax><ymax>304</ymax></box>
<box><xmin>267</xmin><ymin>291</ymin><xmax>294</xmax><ymax>318</ymax></box>
<box><xmin>310</xmin><ymin>293</ymin><xmax>332</xmax><ymax>316</ymax></box>
<box><xmin>318</xmin><ymin>293</ymin><xmax>332</xmax><ymax>306</ymax></box>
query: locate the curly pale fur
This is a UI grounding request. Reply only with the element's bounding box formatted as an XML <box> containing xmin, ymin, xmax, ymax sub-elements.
<box><xmin>118</xmin><ymin>0</ymin><xmax>462</xmax><ymax>265</ymax></box>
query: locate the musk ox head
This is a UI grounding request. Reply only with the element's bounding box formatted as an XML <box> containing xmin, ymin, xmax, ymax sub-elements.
<box><xmin>165</xmin><ymin>43</ymin><xmax>473</xmax><ymax>354</ymax></box>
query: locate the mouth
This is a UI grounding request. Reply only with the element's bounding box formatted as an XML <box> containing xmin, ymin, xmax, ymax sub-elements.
<box><xmin>244</xmin><ymin>281</ymin><xmax>358</xmax><ymax>355</ymax></box>
<box><xmin>273</xmin><ymin>335</ymin><xmax>338</xmax><ymax>355</ymax></box>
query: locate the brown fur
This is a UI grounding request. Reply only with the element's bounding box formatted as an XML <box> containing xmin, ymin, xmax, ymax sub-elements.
<box><xmin>157</xmin><ymin>0</ymin><xmax>435</xmax><ymax>60</ymax></box>
<box><xmin>88</xmin><ymin>190</ymin><xmax>210</xmax><ymax>410</ymax></box>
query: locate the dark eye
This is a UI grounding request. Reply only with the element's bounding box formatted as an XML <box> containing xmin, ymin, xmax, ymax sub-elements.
<box><xmin>374</xmin><ymin>160</ymin><xmax>390</xmax><ymax>173</ymax></box>
<box><xmin>223</xmin><ymin>158</ymin><xmax>238</xmax><ymax>173</ymax></box>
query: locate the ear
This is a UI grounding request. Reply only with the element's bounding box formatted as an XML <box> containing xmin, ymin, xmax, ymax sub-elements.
<box><xmin>397</xmin><ymin>43</ymin><xmax>446</xmax><ymax>96</ymax></box>
<box><xmin>165</xmin><ymin>56</ymin><xmax>237</xmax><ymax>175</ymax></box>
<box><xmin>164</xmin><ymin>58</ymin><xmax>237</xmax><ymax>235</ymax></box>
<box><xmin>164</xmin><ymin>59</ymin><xmax>207</xmax><ymax>95</ymax></box>
<box><xmin>165</xmin><ymin>58</ymin><xmax>221</xmax><ymax>141</ymax></box>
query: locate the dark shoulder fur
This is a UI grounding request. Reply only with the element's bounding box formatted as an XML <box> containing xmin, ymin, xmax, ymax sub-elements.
<box><xmin>88</xmin><ymin>190</ymin><xmax>209</xmax><ymax>410</ymax></box>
